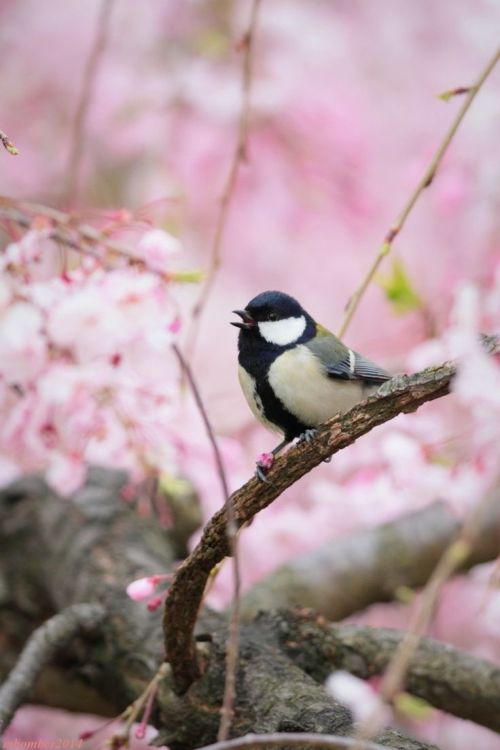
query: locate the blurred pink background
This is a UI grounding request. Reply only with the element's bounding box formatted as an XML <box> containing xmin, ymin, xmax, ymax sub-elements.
<box><xmin>1</xmin><ymin>1</ymin><xmax>499</xmax><ymax>747</ymax></box>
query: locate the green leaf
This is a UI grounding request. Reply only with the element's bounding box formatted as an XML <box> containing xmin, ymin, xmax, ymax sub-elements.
<box><xmin>394</xmin><ymin>692</ymin><xmax>433</xmax><ymax>720</ymax></box>
<box><xmin>394</xmin><ymin>585</ymin><xmax>415</xmax><ymax>604</ymax></box>
<box><xmin>159</xmin><ymin>474</ymin><xmax>193</xmax><ymax>498</ymax></box>
<box><xmin>379</xmin><ymin>259</ymin><xmax>423</xmax><ymax>315</ymax></box>
<box><xmin>170</xmin><ymin>269</ymin><xmax>204</xmax><ymax>283</ymax></box>
<box><xmin>194</xmin><ymin>28</ymin><xmax>229</xmax><ymax>58</ymax></box>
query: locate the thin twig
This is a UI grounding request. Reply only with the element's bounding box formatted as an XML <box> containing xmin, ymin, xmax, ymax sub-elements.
<box><xmin>186</xmin><ymin>0</ymin><xmax>261</xmax><ymax>361</ymax></box>
<box><xmin>198</xmin><ymin>732</ymin><xmax>389</xmax><ymax>750</ymax></box>
<box><xmin>171</xmin><ymin>344</ymin><xmax>241</xmax><ymax>740</ymax></box>
<box><xmin>338</xmin><ymin>45</ymin><xmax>500</xmax><ymax>339</ymax></box>
<box><xmin>65</xmin><ymin>0</ymin><xmax>115</xmax><ymax>205</ymax></box>
<box><xmin>0</xmin><ymin>604</ymin><xmax>105</xmax><ymax>736</ymax></box>
<box><xmin>163</xmin><ymin>336</ymin><xmax>498</xmax><ymax>694</ymax></box>
<box><xmin>0</xmin><ymin>199</ymin><xmax>200</xmax><ymax>284</ymax></box>
<box><xmin>0</xmin><ymin>130</ymin><xmax>19</xmax><ymax>156</ymax></box>
<box><xmin>114</xmin><ymin>663</ymin><xmax>170</xmax><ymax>745</ymax></box>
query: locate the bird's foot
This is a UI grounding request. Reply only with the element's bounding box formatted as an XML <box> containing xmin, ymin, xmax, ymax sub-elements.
<box><xmin>255</xmin><ymin>452</ymin><xmax>274</xmax><ymax>483</ymax></box>
<box><xmin>296</xmin><ymin>428</ymin><xmax>318</xmax><ymax>445</ymax></box>
<box><xmin>296</xmin><ymin>428</ymin><xmax>330</xmax><ymax>463</ymax></box>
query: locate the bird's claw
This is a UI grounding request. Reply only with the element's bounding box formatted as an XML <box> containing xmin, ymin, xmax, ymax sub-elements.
<box><xmin>297</xmin><ymin>429</ymin><xmax>331</xmax><ymax>463</ymax></box>
<box><xmin>255</xmin><ymin>452</ymin><xmax>274</xmax><ymax>483</ymax></box>
<box><xmin>255</xmin><ymin>465</ymin><xmax>271</xmax><ymax>483</ymax></box>
<box><xmin>297</xmin><ymin>428</ymin><xmax>317</xmax><ymax>445</ymax></box>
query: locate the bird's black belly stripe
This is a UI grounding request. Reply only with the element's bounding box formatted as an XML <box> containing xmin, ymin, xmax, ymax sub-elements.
<box><xmin>255</xmin><ymin>377</ymin><xmax>307</xmax><ymax>441</ymax></box>
<box><xmin>237</xmin><ymin>335</ymin><xmax>309</xmax><ymax>440</ymax></box>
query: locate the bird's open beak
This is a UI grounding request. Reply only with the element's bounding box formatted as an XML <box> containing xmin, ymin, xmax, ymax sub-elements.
<box><xmin>231</xmin><ymin>309</ymin><xmax>256</xmax><ymax>330</ymax></box>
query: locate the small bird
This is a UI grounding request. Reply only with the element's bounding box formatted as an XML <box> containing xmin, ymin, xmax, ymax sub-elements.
<box><xmin>231</xmin><ymin>290</ymin><xmax>391</xmax><ymax>478</ymax></box>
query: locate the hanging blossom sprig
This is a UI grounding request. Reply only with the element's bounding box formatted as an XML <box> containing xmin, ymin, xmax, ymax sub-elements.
<box><xmin>0</xmin><ymin>201</ymin><xmax>200</xmax><ymax>496</ymax></box>
<box><xmin>126</xmin><ymin>574</ymin><xmax>174</xmax><ymax>612</ymax></box>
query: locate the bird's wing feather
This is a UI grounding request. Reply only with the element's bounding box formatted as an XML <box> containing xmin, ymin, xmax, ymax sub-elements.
<box><xmin>351</xmin><ymin>352</ymin><xmax>392</xmax><ymax>383</ymax></box>
<box><xmin>306</xmin><ymin>326</ymin><xmax>391</xmax><ymax>384</ymax></box>
<box><xmin>305</xmin><ymin>335</ymin><xmax>353</xmax><ymax>380</ymax></box>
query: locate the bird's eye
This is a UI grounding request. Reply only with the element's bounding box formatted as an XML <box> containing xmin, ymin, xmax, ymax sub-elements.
<box><xmin>268</xmin><ymin>312</ymin><xmax>278</xmax><ymax>321</ymax></box>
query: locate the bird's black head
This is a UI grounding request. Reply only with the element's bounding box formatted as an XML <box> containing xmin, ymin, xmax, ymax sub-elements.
<box><xmin>231</xmin><ymin>290</ymin><xmax>315</xmax><ymax>347</ymax></box>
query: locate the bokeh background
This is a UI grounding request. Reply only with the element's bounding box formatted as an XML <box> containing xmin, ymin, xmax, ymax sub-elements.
<box><xmin>1</xmin><ymin>1</ymin><xmax>499</xmax><ymax>747</ymax></box>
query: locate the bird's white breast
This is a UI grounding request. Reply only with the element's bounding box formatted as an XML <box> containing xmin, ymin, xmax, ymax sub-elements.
<box><xmin>258</xmin><ymin>315</ymin><xmax>306</xmax><ymax>346</ymax></box>
<box><xmin>267</xmin><ymin>345</ymin><xmax>368</xmax><ymax>427</ymax></box>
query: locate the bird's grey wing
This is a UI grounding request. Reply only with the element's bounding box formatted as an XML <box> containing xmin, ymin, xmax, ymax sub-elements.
<box><xmin>306</xmin><ymin>333</ymin><xmax>391</xmax><ymax>384</ymax></box>
<box><xmin>351</xmin><ymin>351</ymin><xmax>391</xmax><ymax>383</ymax></box>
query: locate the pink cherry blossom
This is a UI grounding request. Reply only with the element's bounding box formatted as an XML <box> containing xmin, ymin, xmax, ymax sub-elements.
<box><xmin>46</xmin><ymin>452</ymin><xmax>87</xmax><ymax>497</ymax></box>
<box><xmin>146</xmin><ymin>595</ymin><xmax>164</xmax><ymax>612</ymax></box>
<box><xmin>325</xmin><ymin>671</ymin><xmax>392</xmax><ymax>729</ymax></box>
<box><xmin>0</xmin><ymin>302</ymin><xmax>47</xmax><ymax>385</ymax></box>
<box><xmin>136</xmin><ymin>229</ymin><xmax>181</xmax><ymax>273</ymax></box>
<box><xmin>257</xmin><ymin>452</ymin><xmax>274</xmax><ymax>470</ymax></box>
<box><xmin>4</xmin><ymin>231</ymin><xmax>44</xmax><ymax>266</ymax></box>
<box><xmin>126</xmin><ymin>577</ymin><xmax>158</xmax><ymax>601</ymax></box>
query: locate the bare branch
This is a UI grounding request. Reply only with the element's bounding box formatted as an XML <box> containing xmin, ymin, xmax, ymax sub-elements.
<box><xmin>0</xmin><ymin>604</ymin><xmax>105</xmax><ymax>736</ymax></box>
<box><xmin>186</xmin><ymin>0</ymin><xmax>262</xmax><ymax>359</ymax></box>
<box><xmin>198</xmin><ymin>733</ymin><xmax>402</xmax><ymax>750</ymax></box>
<box><xmin>0</xmin><ymin>130</ymin><xmax>19</xmax><ymax>156</ymax></box>
<box><xmin>65</xmin><ymin>0</ymin><xmax>115</xmax><ymax>205</ymax></box>
<box><xmin>163</xmin><ymin>337</ymin><xmax>498</xmax><ymax>693</ymax></box>
<box><xmin>338</xmin><ymin>45</ymin><xmax>500</xmax><ymax>338</ymax></box>
<box><xmin>0</xmin><ymin>198</ymin><xmax>199</xmax><ymax>284</ymax></box>
<box><xmin>171</xmin><ymin>344</ymin><xmax>242</xmax><ymax>740</ymax></box>
<box><xmin>352</xmin><ymin>482</ymin><xmax>500</xmax><ymax>746</ymax></box>
<box><xmin>266</xmin><ymin>610</ymin><xmax>500</xmax><ymax>734</ymax></box>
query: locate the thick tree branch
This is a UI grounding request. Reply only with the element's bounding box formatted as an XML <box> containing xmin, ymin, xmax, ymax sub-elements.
<box><xmin>155</xmin><ymin>626</ymin><xmax>436</xmax><ymax>750</ymax></box>
<box><xmin>172</xmin><ymin>343</ymin><xmax>242</xmax><ymax>741</ymax></box>
<box><xmin>155</xmin><ymin>636</ymin><xmax>350</xmax><ymax>749</ymax></box>
<box><xmin>0</xmin><ymin>470</ymin><xmax>179</xmax><ymax>716</ymax></box>
<box><xmin>240</xmin><ymin>497</ymin><xmax>500</xmax><ymax>620</ymax></box>
<box><xmin>163</xmin><ymin>338</ymin><xmax>499</xmax><ymax>693</ymax></box>
<box><xmin>0</xmin><ymin>604</ymin><xmax>105</xmax><ymax>736</ymax></box>
<box><xmin>260</xmin><ymin>609</ymin><xmax>500</xmax><ymax>734</ymax></box>
<box><xmin>197</xmin><ymin>735</ymin><xmax>420</xmax><ymax>750</ymax></box>
<box><xmin>0</xmin><ymin>472</ymin><xmax>440</xmax><ymax>750</ymax></box>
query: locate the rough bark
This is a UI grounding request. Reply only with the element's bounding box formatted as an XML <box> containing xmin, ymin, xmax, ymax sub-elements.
<box><xmin>0</xmin><ymin>604</ymin><xmax>105</xmax><ymax>735</ymax></box>
<box><xmin>2</xmin><ymin>470</ymin><xmax>500</xmax><ymax>750</ymax></box>
<box><xmin>154</xmin><ymin>630</ymin><xmax>437</xmax><ymax>750</ymax></box>
<box><xmin>259</xmin><ymin>609</ymin><xmax>500</xmax><ymax>734</ymax></box>
<box><xmin>0</xmin><ymin>471</ymin><xmax>448</xmax><ymax>750</ymax></box>
<box><xmin>0</xmin><ymin>470</ymin><xmax>176</xmax><ymax>715</ymax></box>
<box><xmin>240</xmin><ymin>499</ymin><xmax>500</xmax><ymax>620</ymax></box>
<box><xmin>190</xmin><ymin>735</ymin><xmax>427</xmax><ymax>750</ymax></box>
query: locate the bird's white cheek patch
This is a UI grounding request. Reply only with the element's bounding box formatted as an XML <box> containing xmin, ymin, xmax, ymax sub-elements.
<box><xmin>258</xmin><ymin>315</ymin><xmax>306</xmax><ymax>346</ymax></box>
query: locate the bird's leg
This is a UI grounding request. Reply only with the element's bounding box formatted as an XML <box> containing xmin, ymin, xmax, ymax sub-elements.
<box><xmin>296</xmin><ymin>428</ymin><xmax>317</xmax><ymax>445</ymax></box>
<box><xmin>255</xmin><ymin>438</ymin><xmax>289</xmax><ymax>483</ymax></box>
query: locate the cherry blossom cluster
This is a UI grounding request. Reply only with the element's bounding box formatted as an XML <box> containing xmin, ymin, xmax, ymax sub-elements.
<box><xmin>0</xmin><ymin>226</ymin><xmax>185</xmax><ymax>495</ymax></box>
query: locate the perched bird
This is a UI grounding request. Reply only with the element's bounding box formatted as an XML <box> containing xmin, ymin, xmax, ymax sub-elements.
<box><xmin>231</xmin><ymin>290</ymin><xmax>391</xmax><ymax>478</ymax></box>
